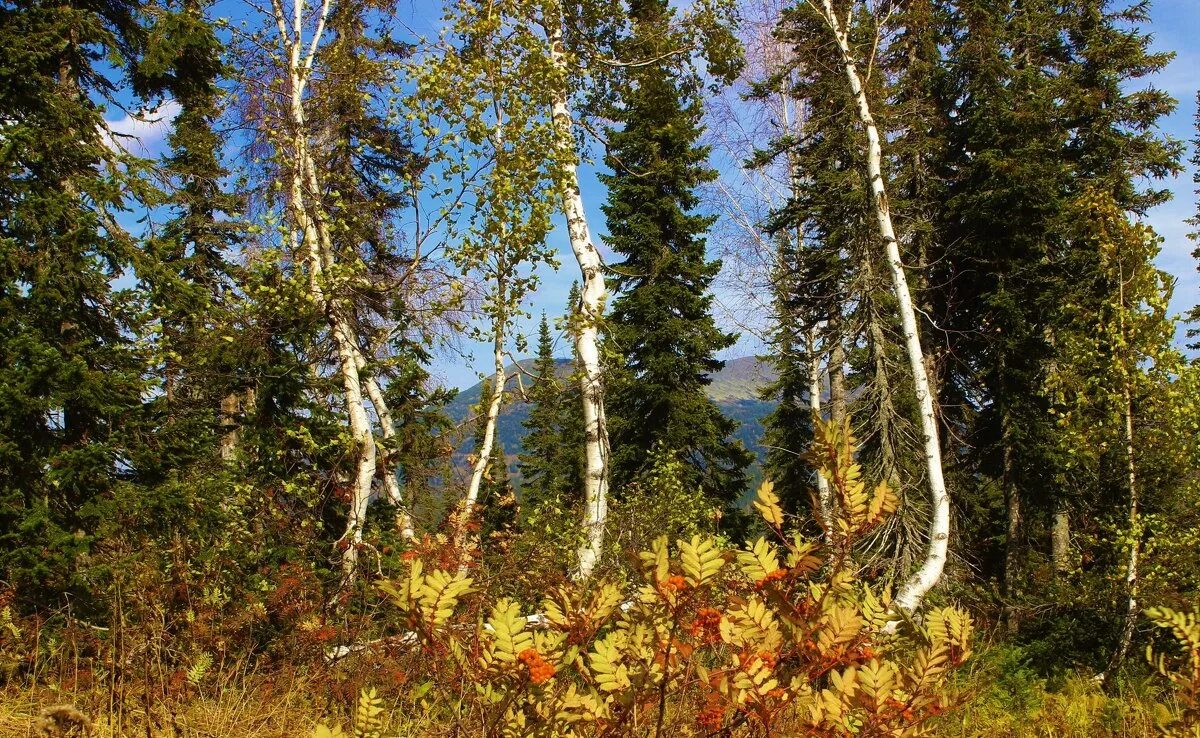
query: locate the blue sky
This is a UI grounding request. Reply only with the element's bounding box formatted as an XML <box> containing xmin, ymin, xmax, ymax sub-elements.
<box><xmin>104</xmin><ymin>0</ymin><xmax>1200</xmax><ymax>391</ymax></box>
<box><xmin>425</xmin><ymin>0</ymin><xmax>1200</xmax><ymax>391</ymax></box>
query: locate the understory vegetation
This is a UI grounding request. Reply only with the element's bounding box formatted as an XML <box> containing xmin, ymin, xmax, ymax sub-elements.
<box><xmin>2</xmin><ymin>0</ymin><xmax>1200</xmax><ymax>733</ymax></box>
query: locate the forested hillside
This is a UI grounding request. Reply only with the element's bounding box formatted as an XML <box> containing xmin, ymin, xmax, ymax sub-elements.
<box><xmin>1</xmin><ymin>0</ymin><xmax>1199</xmax><ymax>734</ymax></box>
<box><xmin>446</xmin><ymin>355</ymin><xmax>776</xmax><ymax>468</ymax></box>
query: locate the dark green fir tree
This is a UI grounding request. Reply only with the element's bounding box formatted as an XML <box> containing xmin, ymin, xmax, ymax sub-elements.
<box><xmin>602</xmin><ymin>0</ymin><xmax>752</xmax><ymax>509</ymax></box>
<box><xmin>135</xmin><ymin>0</ymin><xmax>244</xmax><ymax>479</ymax></box>
<box><xmin>0</xmin><ymin>0</ymin><xmax>156</xmax><ymax>610</ymax></box>
<box><xmin>519</xmin><ymin>314</ymin><xmax>566</xmax><ymax>506</ymax></box>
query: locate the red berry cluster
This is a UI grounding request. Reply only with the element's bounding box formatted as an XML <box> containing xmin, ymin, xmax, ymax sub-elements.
<box><xmin>697</xmin><ymin>692</ymin><xmax>725</xmax><ymax>732</ymax></box>
<box><xmin>658</xmin><ymin>575</ymin><xmax>688</xmax><ymax>595</ymax></box>
<box><xmin>754</xmin><ymin>567</ymin><xmax>789</xmax><ymax>588</ymax></box>
<box><xmin>517</xmin><ymin>648</ymin><xmax>556</xmax><ymax>684</ymax></box>
<box><xmin>689</xmin><ymin>607</ymin><xmax>723</xmax><ymax>640</ymax></box>
<box><xmin>754</xmin><ymin>650</ymin><xmax>777</xmax><ymax>670</ymax></box>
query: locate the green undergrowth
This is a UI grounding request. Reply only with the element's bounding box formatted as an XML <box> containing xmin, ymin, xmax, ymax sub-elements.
<box><xmin>935</xmin><ymin>642</ymin><xmax>1177</xmax><ymax>737</ymax></box>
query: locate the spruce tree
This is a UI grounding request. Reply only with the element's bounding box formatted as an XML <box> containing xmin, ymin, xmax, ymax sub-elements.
<box><xmin>135</xmin><ymin>0</ymin><xmax>244</xmax><ymax>479</ymax></box>
<box><xmin>935</xmin><ymin>0</ymin><xmax>1181</xmax><ymax>609</ymax></box>
<box><xmin>0</xmin><ymin>0</ymin><xmax>156</xmax><ymax>608</ymax></box>
<box><xmin>603</xmin><ymin>0</ymin><xmax>752</xmax><ymax>509</ymax></box>
<box><xmin>755</xmin><ymin>1</ymin><xmax>903</xmax><ymax>524</ymax></box>
<box><xmin>519</xmin><ymin>314</ymin><xmax>566</xmax><ymax>505</ymax></box>
<box><xmin>936</xmin><ymin>0</ymin><xmax>1074</xmax><ymax>595</ymax></box>
<box><xmin>758</xmin><ymin>236</ymin><xmax>817</xmax><ymax>514</ymax></box>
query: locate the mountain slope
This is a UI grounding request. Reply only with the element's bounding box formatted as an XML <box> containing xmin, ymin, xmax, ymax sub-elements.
<box><xmin>445</xmin><ymin>356</ymin><xmax>779</xmax><ymax>466</ymax></box>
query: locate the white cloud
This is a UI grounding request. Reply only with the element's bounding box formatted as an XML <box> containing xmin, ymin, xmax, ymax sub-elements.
<box><xmin>101</xmin><ymin>99</ymin><xmax>182</xmax><ymax>154</ymax></box>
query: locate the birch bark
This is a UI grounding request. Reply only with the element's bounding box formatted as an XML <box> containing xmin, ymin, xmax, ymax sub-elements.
<box><xmin>806</xmin><ymin>327</ymin><xmax>834</xmax><ymax>533</ymax></box>
<box><xmin>363</xmin><ymin>372</ymin><xmax>416</xmax><ymax>540</ymax></box>
<box><xmin>543</xmin><ymin>12</ymin><xmax>610</xmax><ymax>581</ymax></box>
<box><xmin>1104</xmin><ymin>268</ymin><xmax>1141</xmax><ymax>679</ymax></box>
<box><xmin>816</xmin><ymin>0</ymin><xmax>950</xmax><ymax>615</ymax></box>
<box><xmin>458</xmin><ymin>325</ymin><xmax>506</xmax><ymax>556</ymax></box>
<box><xmin>278</xmin><ymin>0</ymin><xmax>378</xmax><ymax>579</ymax></box>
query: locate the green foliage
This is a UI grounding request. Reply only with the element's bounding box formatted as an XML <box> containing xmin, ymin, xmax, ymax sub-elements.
<box><xmin>518</xmin><ymin>314</ymin><xmax>584</xmax><ymax>510</ymax></box>
<box><xmin>350</xmin><ymin>420</ymin><xmax>972</xmax><ymax>736</ymax></box>
<box><xmin>603</xmin><ymin>0</ymin><xmax>752</xmax><ymax>510</ymax></box>
<box><xmin>0</xmin><ymin>0</ymin><xmax>164</xmax><ymax>612</ymax></box>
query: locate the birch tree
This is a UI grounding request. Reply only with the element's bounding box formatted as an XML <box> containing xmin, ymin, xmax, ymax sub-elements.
<box><xmin>415</xmin><ymin>0</ymin><xmax>560</xmax><ymax>555</ymax></box>
<box><xmin>1048</xmin><ymin>190</ymin><xmax>1187</xmax><ymax>680</ymax></box>
<box><xmin>805</xmin><ymin>0</ymin><xmax>950</xmax><ymax>614</ymax></box>
<box><xmin>236</xmin><ymin>0</ymin><xmax>456</xmax><ymax>581</ymax></box>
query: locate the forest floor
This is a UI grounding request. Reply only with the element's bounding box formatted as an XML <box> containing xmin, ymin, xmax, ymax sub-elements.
<box><xmin>0</xmin><ymin>654</ymin><xmax>1178</xmax><ymax>738</ymax></box>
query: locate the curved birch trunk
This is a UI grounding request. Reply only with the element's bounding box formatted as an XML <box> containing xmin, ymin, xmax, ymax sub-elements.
<box><xmin>818</xmin><ymin>0</ymin><xmax>950</xmax><ymax>616</ymax></box>
<box><xmin>364</xmin><ymin>372</ymin><xmax>416</xmax><ymax>540</ymax></box>
<box><xmin>543</xmin><ymin>15</ymin><xmax>610</xmax><ymax>581</ymax></box>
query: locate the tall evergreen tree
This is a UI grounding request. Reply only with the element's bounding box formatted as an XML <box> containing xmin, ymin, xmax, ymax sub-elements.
<box><xmin>603</xmin><ymin>0</ymin><xmax>752</xmax><ymax>508</ymax></box>
<box><xmin>135</xmin><ymin>0</ymin><xmax>244</xmax><ymax>478</ymax></box>
<box><xmin>0</xmin><ymin>0</ymin><xmax>156</xmax><ymax>609</ymax></box>
<box><xmin>936</xmin><ymin>0</ymin><xmax>1074</xmax><ymax>598</ymax></box>
<box><xmin>935</xmin><ymin>0</ymin><xmax>1181</xmax><ymax>612</ymax></box>
<box><xmin>519</xmin><ymin>314</ymin><xmax>566</xmax><ymax>505</ymax></box>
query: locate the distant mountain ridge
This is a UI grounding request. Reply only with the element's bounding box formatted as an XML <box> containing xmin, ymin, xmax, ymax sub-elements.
<box><xmin>444</xmin><ymin>356</ymin><xmax>779</xmax><ymax>471</ymax></box>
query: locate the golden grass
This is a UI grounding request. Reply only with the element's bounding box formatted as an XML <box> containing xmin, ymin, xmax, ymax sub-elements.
<box><xmin>0</xmin><ymin>676</ymin><xmax>327</xmax><ymax>738</ymax></box>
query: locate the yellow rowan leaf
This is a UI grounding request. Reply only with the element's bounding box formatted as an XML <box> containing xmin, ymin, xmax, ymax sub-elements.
<box><xmin>485</xmin><ymin>598</ymin><xmax>533</xmax><ymax>665</ymax></box>
<box><xmin>417</xmin><ymin>568</ymin><xmax>473</xmax><ymax>628</ymax></box>
<box><xmin>738</xmin><ymin>537</ymin><xmax>780</xmax><ymax>582</ymax></box>
<box><xmin>818</xmin><ymin>605</ymin><xmax>863</xmax><ymax>653</ymax></box>
<box><xmin>866</xmin><ymin>480</ymin><xmax>899</xmax><ymax>527</ymax></box>
<box><xmin>753</xmin><ymin>480</ymin><xmax>785</xmax><ymax>527</ymax></box>
<box><xmin>589</xmin><ymin>632</ymin><xmax>632</xmax><ymax>694</ymax></box>
<box><xmin>637</xmin><ymin>535</ymin><xmax>670</xmax><ymax>584</ymax></box>
<box><xmin>679</xmin><ymin>534</ymin><xmax>724</xmax><ymax>588</ymax></box>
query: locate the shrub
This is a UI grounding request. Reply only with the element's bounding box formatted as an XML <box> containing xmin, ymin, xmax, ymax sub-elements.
<box><xmin>1146</xmin><ymin>606</ymin><xmax>1200</xmax><ymax>736</ymax></box>
<box><xmin>315</xmin><ymin>420</ymin><xmax>974</xmax><ymax>737</ymax></box>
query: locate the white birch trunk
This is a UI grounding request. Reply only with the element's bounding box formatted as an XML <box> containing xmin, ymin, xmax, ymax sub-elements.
<box><xmin>1108</xmin><ymin>386</ymin><xmax>1140</xmax><ymax>673</ymax></box>
<box><xmin>458</xmin><ymin>331</ymin><xmax>506</xmax><ymax>556</ymax></box>
<box><xmin>363</xmin><ymin>372</ymin><xmax>415</xmax><ymax>540</ymax></box>
<box><xmin>1103</xmin><ymin>271</ymin><xmax>1140</xmax><ymax>679</ymax></box>
<box><xmin>818</xmin><ymin>0</ymin><xmax>950</xmax><ymax>615</ymax></box>
<box><xmin>543</xmin><ymin>16</ymin><xmax>610</xmax><ymax>581</ymax></box>
<box><xmin>806</xmin><ymin>327</ymin><xmax>834</xmax><ymax>533</ymax></box>
<box><xmin>278</xmin><ymin>0</ymin><xmax>378</xmax><ymax>580</ymax></box>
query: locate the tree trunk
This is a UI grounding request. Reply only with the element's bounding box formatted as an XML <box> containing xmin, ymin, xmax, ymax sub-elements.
<box><xmin>281</xmin><ymin>15</ymin><xmax>378</xmax><ymax>581</ymax></box>
<box><xmin>1052</xmin><ymin>505</ymin><xmax>1070</xmax><ymax>575</ymax></box>
<box><xmin>819</xmin><ymin>0</ymin><xmax>950</xmax><ymax>616</ymax></box>
<box><xmin>1002</xmin><ymin>419</ymin><xmax>1021</xmax><ymax>633</ymax></box>
<box><xmin>829</xmin><ymin>336</ymin><xmax>847</xmax><ymax>428</ymax></box>
<box><xmin>458</xmin><ymin>332</ymin><xmax>506</xmax><ymax>557</ymax></box>
<box><xmin>220</xmin><ymin>391</ymin><xmax>241</xmax><ymax>462</ymax></box>
<box><xmin>363</xmin><ymin>373</ymin><xmax>416</xmax><ymax>540</ymax></box>
<box><xmin>806</xmin><ymin>327</ymin><xmax>834</xmax><ymax>533</ymax></box>
<box><xmin>1105</xmin><ymin>383</ymin><xmax>1141</xmax><ymax>678</ymax></box>
<box><xmin>544</xmin><ymin>17</ymin><xmax>610</xmax><ymax>581</ymax></box>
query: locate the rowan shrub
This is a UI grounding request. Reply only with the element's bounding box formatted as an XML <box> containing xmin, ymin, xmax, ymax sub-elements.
<box><xmin>315</xmin><ymin>420</ymin><xmax>976</xmax><ymax>737</ymax></box>
<box><xmin>1146</xmin><ymin>606</ymin><xmax>1200</xmax><ymax>736</ymax></box>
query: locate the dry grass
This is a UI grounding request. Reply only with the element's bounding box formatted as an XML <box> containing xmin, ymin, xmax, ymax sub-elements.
<box><xmin>0</xmin><ymin>676</ymin><xmax>328</xmax><ymax>738</ymax></box>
